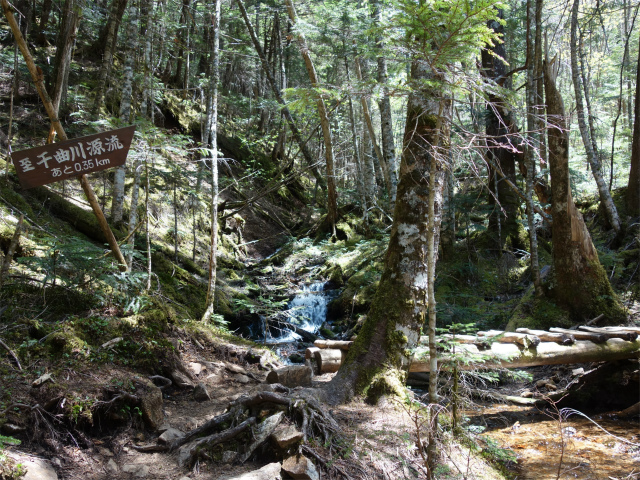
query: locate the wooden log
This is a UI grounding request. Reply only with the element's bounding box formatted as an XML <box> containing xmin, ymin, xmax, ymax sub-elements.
<box><xmin>477</xmin><ymin>330</ymin><xmax>541</xmax><ymax>347</ymax></box>
<box><xmin>266</xmin><ymin>366</ymin><xmax>312</xmax><ymax>388</ymax></box>
<box><xmin>515</xmin><ymin>328</ymin><xmax>575</xmax><ymax>345</ymax></box>
<box><xmin>549</xmin><ymin>328</ymin><xmax>608</xmax><ymax>343</ymax></box>
<box><xmin>313</xmin><ymin>349</ymin><xmax>344</xmax><ymax>374</ymax></box>
<box><xmin>409</xmin><ymin>339</ymin><xmax>640</xmax><ymax>372</ymax></box>
<box><xmin>601</xmin><ymin>326</ymin><xmax>640</xmax><ymax>334</ymax></box>
<box><xmin>313</xmin><ymin>340</ymin><xmax>352</xmax><ymax>350</ymax></box>
<box><xmin>578</xmin><ymin>326</ymin><xmax>638</xmax><ymax>341</ymax></box>
<box><xmin>305</xmin><ymin>347</ymin><xmax>320</xmax><ymax>360</ymax></box>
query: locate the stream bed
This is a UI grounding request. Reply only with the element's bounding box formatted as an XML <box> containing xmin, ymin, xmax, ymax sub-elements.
<box><xmin>471</xmin><ymin>403</ymin><xmax>640</xmax><ymax>479</ymax></box>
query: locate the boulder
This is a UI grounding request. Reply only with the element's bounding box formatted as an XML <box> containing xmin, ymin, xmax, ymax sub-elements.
<box><xmin>271</xmin><ymin>424</ymin><xmax>303</xmax><ymax>450</ymax></box>
<box><xmin>170</xmin><ymin>369</ymin><xmax>195</xmax><ymax>389</ymax></box>
<box><xmin>7</xmin><ymin>453</ymin><xmax>58</xmax><ymax>480</ymax></box>
<box><xmin>158</xmin><ymin>427</ymin><xmax>185</xmax><ymax>444</ymax></box>
<box><xmin>282</xmin><ymin>455</ymin><xmax>319</xmax><ymax>480</ymax></box>
<box><xmin>139</xmin><ymin>382</ymin><xmax>164</xmax><ymax>430</ymax></box>
<box><xmin>193</xmin><ymin>382</ymin><xmax>211</xmax><ymax>401</ymax></box>
<box><xmin>220</xmin><ymin>462</ymin><xmax>282</xmax><ymax>480</ymax></box>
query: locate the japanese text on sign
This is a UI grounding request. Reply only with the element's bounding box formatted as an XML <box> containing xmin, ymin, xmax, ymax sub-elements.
<box><xmin>12</xmin><ymin>126</ymin><xmax>135</xmax><ymax>189</ymax></box>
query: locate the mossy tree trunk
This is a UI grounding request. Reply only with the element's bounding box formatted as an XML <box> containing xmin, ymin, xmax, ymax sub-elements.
<box><xmin>543</xmin><ymin>59</ymin><xmax>626</xmax><ymax>323</ymax></box>
<box><xmin>324</xmin><ymin>60</ymin><xmax>448</xmax><ymax>405</ymax></box>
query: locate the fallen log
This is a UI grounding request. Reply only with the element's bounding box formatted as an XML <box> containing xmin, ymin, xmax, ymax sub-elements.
<box><xmin>305</xmin><ymin>347</ymin><xmax>320</xmax><ymax>360</ymax></box>
<box><xmin>266</xmin><ymin>366</ymin><xmax>312</xmax><ymax>387</ymax></box>
<box><xmin>409</xmin><ymin>339</ymin><xmax>640</xmax><ymax>372</ymax></box>
<box><xmin>515</xmin><ymin>328</ymin><xmax>575</xmax><ymax>345</ymax></box>
<box><xmin>600</xmin><ymin>326</ymin><xmax>640</xmax><ymax>334</ymax></box>
<box><xmin>477</xmin><ymin>330</ymin><xmax>541</xmax><ymax>348</ymax></box>
<box><xmin>313</xmin><ymin>339</ymin><xmax>352</xmax><ymax>350</ymax></box>
<box><xmin>578</xmin><ymin>326</ymin><xmax>638</xmax><ymax>341</ymax></box>
<box><xmin>549</xmin><ymin>328</ymin><xmax>608</xmax><ymax>343</ymax></box>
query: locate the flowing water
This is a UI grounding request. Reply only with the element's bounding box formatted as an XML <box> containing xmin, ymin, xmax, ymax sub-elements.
<box><xmin>260</xmin><ymin>282</ymin><xmax>336</xmax><ymax>344</ymax></box>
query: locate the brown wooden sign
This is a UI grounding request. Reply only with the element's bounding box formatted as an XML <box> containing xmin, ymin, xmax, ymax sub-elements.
<box><xmin>12</xmin><ymin>125</ymin><xmax>136</xmax><ymax>189</ymax></box>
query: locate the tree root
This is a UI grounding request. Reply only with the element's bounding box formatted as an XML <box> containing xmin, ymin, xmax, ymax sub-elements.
<box><xmin>167</xmin><ymin>388</ymin><xmax>344</xmax><ymax>471</ymax></box>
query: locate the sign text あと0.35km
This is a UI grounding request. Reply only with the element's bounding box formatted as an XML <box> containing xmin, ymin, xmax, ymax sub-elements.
<box><xmin>12</xmin><ymin>125</ymin><xmax>136</xmax><ymax>189</ymax></box>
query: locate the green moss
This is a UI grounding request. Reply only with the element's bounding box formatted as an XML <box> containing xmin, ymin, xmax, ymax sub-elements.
<box><xmin>506</xmin><ymin>287</ymin><xmax>571</xmax><ymax>331</ymax></box>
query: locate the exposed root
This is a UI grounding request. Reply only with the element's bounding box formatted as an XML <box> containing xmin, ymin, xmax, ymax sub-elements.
<box><xmin>167</xmin><ymin>388</ymin><xmax>344</xmax><ymax>472</ymax></box>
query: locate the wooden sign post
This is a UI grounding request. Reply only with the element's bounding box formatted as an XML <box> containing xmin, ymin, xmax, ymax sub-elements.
<box><xmin>2</xmin><ymin>0</ymin><xmax>128</xmax><ymax>271</ymax></box>
<box><xmin>12</xmin><ymin>126</ymin><xmax>136</xmax><ymax>189</ymax></box>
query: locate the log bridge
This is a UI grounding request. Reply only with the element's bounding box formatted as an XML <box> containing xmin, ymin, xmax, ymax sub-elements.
<box><xmin>306</xmin><ymin>326</ymin><xmax>640</xmax><ymax>375</ymax></box>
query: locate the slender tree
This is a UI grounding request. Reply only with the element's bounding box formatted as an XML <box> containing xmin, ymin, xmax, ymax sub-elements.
<box><xmin>570</xmin><ymin>0</ymin><xmax>621</xmax><ymax>234</ymax></box>
<box><xmin>202</xmin><ymin>0</ymin><xmax>221</xmax><ymax>323</ymax></box>
<box><xmin>285</xmin><ymin>0</ymin><xmax>339</xmax><ymax>235</ymax></box>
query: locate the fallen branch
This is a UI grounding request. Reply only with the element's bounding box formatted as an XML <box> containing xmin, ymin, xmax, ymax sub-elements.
<box><xmin>0</xmin><ymin>337</ymin><xmax>21</xmax><ymax>370</ymax></box>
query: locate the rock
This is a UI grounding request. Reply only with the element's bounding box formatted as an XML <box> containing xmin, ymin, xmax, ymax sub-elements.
<box><xmin>105</xmin><ymin>459</ymin><xmax>119</xmax><ymax>474</ymax></box>
<box><xmin>271</xmin><ymin>424</ymin><xmax>304</xmax><ymax>450</ymax></box>
<box><xmin>235</xmin><ymin>374</ymin><xmax>250</xmax><ymax>384</ymax></box>
<box><xmin>225</xmin><ymin>362</ymin><xmax>247</xmax><ymax>375</ymax></box>
<box><xmin>188</xmin><ymin>362</ymin><xmax>203</xmax><ymax>376</ymax></box>
<box><xmin>520</xmin><ymin>390</ymin><xmax>533</xmax><ymax>398</ymax></box>
<box><xmin>220</xmin><ymin>462</ymin><xmax>282</xmax><ymax>480</ymax></box>
<box><xmin>31</xmin><ymin>373</ymin><xmax>54</xmax><ymax>388</ymax></box>
<box><xmin>139</xmin><ymin>382</ymin><xmax>164</xmax><ymax>431</ymax></box>
<box><xmin>193</xmin><ymin>382</ymin><xmax>211</xmax><ymax>401</ymax></box>
<box><xmin>122</xmin><ymin>464</ymin><xmax>150</xmax><ymax>477</ymax></box>
<box><xmin>282</xmin><ymin>455</ymin><xmax>319</xmax><ymax>480</ymax></box>
<box><xmin>289</xmin><ymin>353</ymin><xmax>305</xmax><ymax>364</ymax></box>
<box><xmin>178</xmin><ymin>477</ymin><xmax>191</xmax><ymax>480</ymax></box>
<box><xmin>157</xmin><ymin>423</ymin><xmax>172</xmax><ymax>433</ymax></box>
<box><xmin>221</xmin><ymin>450</ymin><xmax>237</xmax><ymax>463</ymax></box>
<box><xmin>206</xmin><ymin>373</ymin><xmax>223</xmax><ymax>383</ymax></box>
<box><xmin>266</xmin><ymin>366</ymin><xmax>312</xmax><ymax>388</ymax></box>
<box><xmin>158</xmin><ymin>427</ymin><xmax>185</xmax><ymax>445</ymax></box>
<box><xmin>134</xmin><ymin>432</ymin><xmax>145</xmax><ymax>442</ymax></box>
<box><xmin>237</xmin><ymin>412</ymin><xmax>285</xmax><ymax>463</ymax></box>
<box><xmin>170</xmin><ymin>369</ymin><xmax>195</xmax><ymax>389</ymax></box>
<box><xmin>7</xmin><ymin>453</ymin><xmax>58</xmax><ymax>480</ymax></box>
<box><xmin>535</xmin><ymin>379</ymin><xmax>549</xmax><ymax>389</ymax></box>
<box><xmin>572</xmin><ymin>367</ymin><xmax>585</xmax><ymax>376</ymax></box>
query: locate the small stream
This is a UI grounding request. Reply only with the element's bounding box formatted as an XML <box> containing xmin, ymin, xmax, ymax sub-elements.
<box><xmin>470</xmin><ymin>404</ymin><xmax>640</xmax><ymax>479</ymax></box>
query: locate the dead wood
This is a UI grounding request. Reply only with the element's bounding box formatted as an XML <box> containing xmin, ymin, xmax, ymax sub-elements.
<box><xmin>178</xmin><ymin>416</ymin><xmax>257</xmax><ymax>468</ymax></box>
<box><xmin>549</xmin><ymin>328</ymin><xmax>608</xmax><ymax>343</ymax></box>
<box><xmin>578</xmin><ymin>326</ymin><xmax>638</xmax><ymax>341</ymax></box>
<box><xmin>149</xmin><ymin>375</ymin><xmax>172</xmax><ymax>390</ymax></box>
<box><xmin>515</xmin><ymin>328</ymin><xmax>575</xmax><ymax>345</ymax></box>
<box><xmin>0</xmin><ymin>337</ymin><xmax>21</xmax><ymax>370</ymax></box>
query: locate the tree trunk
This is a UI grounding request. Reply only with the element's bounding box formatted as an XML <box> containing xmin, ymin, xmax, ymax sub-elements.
<box><xmin>481</xmin><ymin>11</ymin><xmax>523</xmax><ymax>251</ymax></box>
<box><xmin>627</xmin><ymin>30</ymin><xmax>640</xmax><ymax>216</ymax></box>
<box><xmin>111</xmin><ymin>2</ymin><xmax>137</xmax><ymax>225</ymax></box>
<box><xmin>324</xmin><ymin>60</ymin><xmax>448</xmax><ymax>405</ymax></box>
<box><xmin>525</xmin><ymin>0</ymin><xmax>542</xmax><ymax>295</ymax></box>
<box><xmin>543</xmin><ymin>58</ymin><xmax>626</xmax><ymax>323</ymax></box>
<box><xmin>570</xmin><ymin>0</ymin><xmax>621</xmax><ymax>234</ymax></box>
<box><xmin>94</xmin><ymin>0</ymin><xmax>128</xmax><ymax>114</ymax></box>
<box><xmin>373</xmin><ymin>0</ymin><xmax>397</xmax><ymax>208</ymax></box>
<box><xmin>50</xmin><ymin>0</ymin><xmax>79</xmax><ymax>118</ymax></box>
<box><xmin>284</xmin><ymin>0</ymin><xmax>338</xmax><ymax>235</ymax></box>
<box><xmin>202</xmin><ymin>0</ymin><xmax>221</xmax><ymax>323</ymax></box>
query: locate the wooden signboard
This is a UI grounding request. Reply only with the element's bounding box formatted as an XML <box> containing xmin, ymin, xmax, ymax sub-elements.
<box><xmin>12</xmin><ymin>125</ymin><xmax>136</xmax><ymax>189</ymax></box>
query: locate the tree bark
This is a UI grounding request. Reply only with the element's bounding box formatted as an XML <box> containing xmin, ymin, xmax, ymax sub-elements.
<box><xmin>202</xmin><ymin>0</ymin><xmax>221</xmax><ymax>323</ymax></box>
<box><xmin>94</xmin><ymin>0</ymin><xmax>128</xmax><ymax>114</ymax></box>
<box><xmin>481</xmin><ymin>10</ymin><xmax>523</xmax><ymax>250</ymax></box>
<box><xmin>284</xmin><ymin>0</ymin><xmax>338</xmax><ymax>235</ymax></box>
<box><xmin>570</xmin><ymin>0</ymin><xmax>621</xmax><ymax>234</ymax></box>
<box><xmin>324</xmin><ymin>60</ymin><xmax>448</xmax><ymax>405</ymax></box>
<box><xmin>50</xmin><ymin>0</ymin><xmax>80</xmax><ymax>119</ymax></box>
<box><xmin>543</xmin><ymin>58</ymin><xmax>625</xmax><ymax>323</ymax></box>
<box><xmin>627</xmin><ymin>30</ymin><xmax>640</xmax><ymax>216</ymax></box>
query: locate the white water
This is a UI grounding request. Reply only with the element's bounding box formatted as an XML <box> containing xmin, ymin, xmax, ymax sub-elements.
<box><xmin>262</xmin><ymin>282</ymin><xmax>332</xmax><ymax>344</ymax></box>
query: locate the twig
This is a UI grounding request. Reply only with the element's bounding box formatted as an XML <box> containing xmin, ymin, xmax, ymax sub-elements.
<box><xmin>0</xmin><ymin>337</ymin><xmax>21</xmax><ymax>370</ymax></box>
